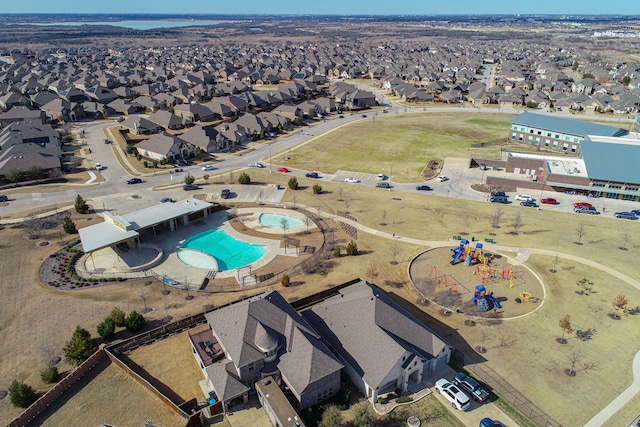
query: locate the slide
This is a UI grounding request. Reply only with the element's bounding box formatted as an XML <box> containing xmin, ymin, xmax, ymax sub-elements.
<box><xmin>450</xmin><ymin>248</ymin><xmax>464</xmax><ymax>265</ymax></box>
<box><xmin>487</xmin><ymin>294</ymin><xmax>501</xmax><ymax>309</ymax></box>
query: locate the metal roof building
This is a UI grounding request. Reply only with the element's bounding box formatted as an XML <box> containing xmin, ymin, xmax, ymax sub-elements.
<box><xmin>581</xmin><ymin>135</ymin><xmax>640</xmax><ymax>185</ymax></box>
<box><xmin>512</xmin><ymin>111</ymin><xmax>629</xmax><ymax>139</ymax></box>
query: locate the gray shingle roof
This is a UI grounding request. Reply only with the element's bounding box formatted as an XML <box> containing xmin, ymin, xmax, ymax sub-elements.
<box><xmin>581</xmin><ymin>135</ymin><xmax>640</xmax><ymax>184</ymax></box>
<box><xmin>303</xmin><ymin>281</ymin><xmax>451</xmax><ymax>390</ymax></box>
<box><xmin>512</xmin><ymin>111</ymin><xmax>628</xmax><ymax>138</ymax></box>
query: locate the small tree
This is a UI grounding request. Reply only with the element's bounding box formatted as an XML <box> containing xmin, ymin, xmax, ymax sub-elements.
<box><xmin>461</xmin><ymin>216</ymin><xmax>470</xmax><ymax>235</ymax></box>
<box><xmin>566</xmin><ymin>351</ymin><xmax>581</xmax><ymax>376</ymax></box>
<box><xmin>8</xmin><ymin>380</ymin><xmax>37</xmax><ymax>408</ymax></box>
<box><xmin>575</xmin><ymin>223</ymin><xmax>586</xmax><ymax>245</ymax></box>
<box><xmin>550</xmin><ymin>253</ymin><xmax>560</xmax><ymax>273</ymax></box>
<box><xmin>183</xmin><ymin>174</ymin><xmax>195</xmax><ymax>185</ymax></box>
<box><xmin>558</xmin><ymin>314</ymin><xmax>574</xmax><ymax>343</ymax></box>
<box><xmin>62</xmin><ymin>216</ymin><xmax>77</xmax><ymax>234</ymax></box>
<box><xmin>352</xmin><ymin>400</ymin><xmax>374</xmax><ymax>427</ymax></box>
<box><xmin>390</xmin><ymin>241</ymin><xmax>401</xmax><ymax>265</ymax></box>
<box><xmin>238</xmin><ymin>172</ymin><xmax>251</xmax><ymax>184</ymax></box>
<box><xmin>288</xmin><ymin>176</ymin><xmax>299</xmax><ymax>190</ymax></box>
<box><xmin>333</xmin><ymin>246</ymin><xmax>341</xmax><ymax>257</ymax></box>
<box><xmin>612</xmin><ymin>294</ymin><xmax>629</xmax><ymax>318</ymax></box>
<box><xmin>319</xmin><ymin>404</ymin><xmax>343</xmax><ymax>427</ymax></box>
<box><xmin>621</xmin><ymin>230</ymin><xmax>631</xmax><ymax>250</ymax></box>
<box><xmin>97</xmin><ymin>317</ymin><xmax>116</xmax><ymax>339</ymax></box>
<box><xmin>125</xmin><ymin>310</ymin><xmax>146</xmax><ymax>333</ymax></box>
<box><xmin>281</xmin><ymin>274</ymin><xmax>291</xmax><ymax>287</ymax></box>
<box><xmin>110</xmin><ymin>307</ymin><xmax>126</xmax><ymax>327</ymax></box>
<box><xmin>381</xmin><ymin>210</ymin><xmax>387</xmax><ymax>226</ymax></box>
<box><xmin>63</xmin><ymin>326</ymin><xmax>94</xmax><ymax>366</ymax></box>
<box><xmin>346</xmin><ymin>240</ymin><xmax>358</xmax><ymax>256</ymax></box>
<box><xmin>312</xmin><ymin>183</ymin><xmax>322</xmax><ymax>194</ymax></box>
<box><xmin>491</xmin><ymin>208</ymin><xmax>503</xmax><ymax>229</ymax></box>
<box><xmin>365</xmin><ymin>261</ymin><xmax>378</xmax><ymax>283</ymax></box>
<box><xmin>511</xmin><ymin>211</ymin><xmax>523</xmax><ymax>235</ymax></box>
<box><xmin>74</xmin><ymin>194</ymin><xmax>89</xmax><ymax>214</ymax></box>
<box><xmin>337</xmin><ymin>186</ymin><xmax>344</xmax><ymax>201</ymax></box>
<box><xmin>40</xmin><ymin>365</ymin><xmax>59</xmax><ymax>384</ymax></box>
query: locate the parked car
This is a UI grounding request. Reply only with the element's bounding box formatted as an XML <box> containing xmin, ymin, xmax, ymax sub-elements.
<box><xmin>541</xmin><ymin>198</ymin><xmax>557</xmax><ymax>205</ymax></box>
<box><xmin>95</xmin><ymin>163</ymin><xmax>106</xmax><ymax>171</ymax></box>
<box><xmin>515</xmin><ymin>194</ymin><xmax>533</xmax><ymax>201</ymax></box>
<box><xmin>202</xmin><ymin>165</ymin><xmax>215</xmax><ymax>171</ymax></box>
<box><xmin>375</xmin><ymin>182</ymin><xmax>390</xmax><ymax>188</ymax></box>
<box><xmin>305</xmin><ymin>172</ymin><xmax>319</xmax><ymax>178</ymax></box>
<box><xmin>183</xmin><ymin>184</ymin><xmax>199</xmax><ymax>191</ymax></box>
<box><xmin>416</xmin><ymin>185</ymin><xmax>432</xmax><ymax>191</ymax></box>
<box><xmin>103</xmin><ymin>138</ymin><xmax>111</xmax><ymax>144</ymax></box>
<box><xmin>490</xmin><ymin>196</ymin><xmax>509</xmax><ymax>203</ymax></box>
<box><xmin>574</xmin><ymin>202</ymin><xmax>593</xmax><ymax>209</ymax></box>
<box><xmin>480</xmin><ymin>418</ymin><xmax>505</xmax><ymax>427</ymax></box>
<box><xmin>221</xmin><ymin>189</ymin><xmax>231</xmax><ymax>199</ymax></box>
<box><xmin>377</xmin><ymin>174</ymin><xmax>387</xmax><ymax>181</ymax></box>
<box><xmin>520</xmin><ymin>200</ymin><xmax>539</xmax><ymax>208</ymax></box>
<box><xmin>338</xmin><ymin>115</ymin><xmax>345</xmax><ymax>118</ymax></box>
<box><xmin>248</xmin><ymin>162</ymin><xmax>265</xmax><ymax>168</ymax></box>
<box><xmin>344</xmin><ymin>177</ymin><xmax>360</xmax><ymax>183</ymax></box>
<box><xmin>574</xmin><ymin>206</ymin><xmax>598</xmax><ymax>214</ymax></box>
<box><xmin>479</xmin><ymin>164</ymin><xmax>488</xmax><ymax>170</ymax></box>
<box><xmin>361</xmin><ymin>114</ymin><xmax>367</xmax><ymax>118</ymax></box>
<box><xmin>0</xmin><ymin>195</ymin><xmax>8</xmax><ymax>202</ymax></box>
<box><xmin>614</xmin><ymin>211</ymin><xmax>637</xmax><ymax>219</ymax></box>
<box><xmin>159</xmin><ymin>197</ymin><xmax>175</xmax><ymax>203</ymax></box>
<box><xmin>435</xmin><ymin>378</ymin><xmax>471</xmax><ymax>411</ymax></box>
<box><xmin>436</xmin><ymin>176</ymin><xmax>448</xmax><ymax>182</ymax></box>
<box><xmin>453</xmin><ymin>372</ymin><xmax>489</xmax><ymax>403</ymax></box>
<box><xmin>490</xmin><ymin>191</ymin><xmax>506</xmax><ymax>197</ymax></box>
<box><xmin>631</xmin><ymin>210</ymin><xmax>640</xmax><ymax>216</ymax></box>
<box><xmin>126</xmin><ymin>177</ymin><xmax>142</xmax><ymax>184</ymax></box>
<box><xmin>277</xmin><ymin>167</ymin><xmax>289</xmax><ymax>173</ymax></box>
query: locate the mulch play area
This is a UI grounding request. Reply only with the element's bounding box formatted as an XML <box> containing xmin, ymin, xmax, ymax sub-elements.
<box><xmin>409</xmin><ymin>245</ymin><xmax>544</xmax><ymax>319</ymax></box>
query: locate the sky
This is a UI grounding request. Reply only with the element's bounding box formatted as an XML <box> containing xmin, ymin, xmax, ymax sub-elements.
<box><xmin>1</xmin><ymin>0</ymin><xmax>638</xmax><ymax>16</ymax></box>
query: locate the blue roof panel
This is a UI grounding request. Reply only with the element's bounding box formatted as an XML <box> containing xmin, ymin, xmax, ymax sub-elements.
<box><xmin>581</xmin><ymin>136</ymin><xmax>640</xmax><ymax>184</ymax></box>
<box><xmin>511</xmin><ymin>111</ymin><xmax>628</xmax><ymax>138</ymax></box>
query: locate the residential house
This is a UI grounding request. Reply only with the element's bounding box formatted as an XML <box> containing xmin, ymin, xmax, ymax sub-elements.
<box><xmin>173</xmin><ymin>103</ymin><xmax>217</xmax><ymax>125</ymax></box>
<box><xmin>302</xmin><ymin>280</ymin><xmax>453</xmax><ymax>404</ymax></box>
<box><xmin>0</xmin><ymin>106</ymin><xmax>45</xmax><ymax>127</ymax></box>
<box><xmin>135</xmin><ymin>133</ymin><xmax>193</xmax><ymax>162</ymax></box>
<box><xmin>147</xmin><ymin>109</ymin><xmax>186</xmax><ymax>131</ymax></box>
<box><xmin>179</xmin><ymin>125</ymin><xmax>231</xmax><ymax>153</ymax></box>
<box><xmin>193</xmin><ymin>291</ymin><xmax>343</xmax><ymax>413</ymax></box>
<box><xmin>120</xmin><ymin>116</ymin><xmax>162</xmax><ymax>135</ymax></box>
<box><xmin>0</xmin><ymin>121</ymin><xmax>62</xmax><ymax>178</ymax></box>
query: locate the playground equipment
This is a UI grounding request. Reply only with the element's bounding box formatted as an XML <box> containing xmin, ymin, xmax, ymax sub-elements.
<box><xmin>451</xmin><ymin>241</ymin><xmax>486</xmax><ymax>266</ymax></box>
<box><xmin>467</xmin><ymin>285</ymin><xmax>501</xmax><ymax>312</ymax></box>
<box><xmin>501</xmin><ymin>266</ymin><xmax>515</xmax><ymax>288</ymax></box>
<box><xmin>519</xmin><ymin>291</ymin><xmax>530</xmax><ymax>303</ymax></box>
<box><xmin>429</xmin><ymin>266</ymin><xmax>458</xmax><ymax>293</ymax></box>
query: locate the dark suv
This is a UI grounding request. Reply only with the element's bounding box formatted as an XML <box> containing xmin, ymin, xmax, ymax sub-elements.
<box><xmin>221</xmin><ymin>189</ymin><xmax>231</xmax><ymax>199</ymax></box>
<box><xmin>453</xmin><ymin>372</ymin><xmax>489</xmax><ymax>403</ymax></box>
<box><xmin>183</xmin><ymin>184</ymin><xmax>199</xmax><ymax>191</ymax></box>
<box><xmin>305</xmin><ymin>172</ymin><xmax>319</xmax><ymax>179</ymax></box>
<box><xmin>490</xmin><ymin>196</ymin><xmax>508</xmax><ymax>204</ymax></box>
<box><xmin>574</xmin><ymin>206</ymin><xmax>598</xmax><ymax>215</ymax></box>
<box><xmin>126</xmin><ymin>178</ymin><xmax>142</xmax><ymax>184</ymax></box>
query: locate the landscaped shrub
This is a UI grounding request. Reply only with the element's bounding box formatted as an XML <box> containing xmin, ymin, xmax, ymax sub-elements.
<box><xmin>183</xmin><ymin>174</ymin><xmax>195</xmax><ymax>185</ymax></box>
<box><xmin>333</xmin><ymin>247</ymin><xmax>341</xmax><ymax>257</ymax></box>
<box><xmin>238</xmin><ymin>172</ymin><xmax>251</xmax><ymax>184</ymax></box>
<box><xmin>74</xmin><ymin>195</ymin><xmax>88</xmax><ymax>214</ymax></box>
<box><xmin>395</xmin><ymin>396</ymin><xmax>412</xmax><ymax>403</ymax></box>
<box><xmin>313</xmin><ymin>183</ymin><xmax>322</xmax><ymax>194</ymax></box>
<box><xmin>97</xmin><ymin>317</ymin><xmax>116</xmax><ymax>339</ymax></box>
<box><xmin>125</xmin><ymin>310</ymin><xmax>146</xmax><ymax>333</ymax></box>
<box><xmin>110</xmin><ymin>307</ymin><xmax>126</xmax><ymax>327</ymax></box>
<box><xmin>288</xmin><ymin>177</ymin><xmax>299</xmax><ymax>189</ymax></box>
<box><xmin>281</xmin><ymin>274</ymin><xmax>291</xmax><ymax>287</ymax></box>
<box><xmin>346</xmin><ymin>240</ymin><xmax>358</xmax><ymax>256</ymax></box>
<box><xmin>62</xmin><ymin>216</ymin><xmax>77</xmax><ymax>234</ymax></box>
<box><xmin>8</xmin><ymin>380</ymin><xmax>37</xmax><ymax>408</ymax></box>
<box><xmin>62</xmin><ymin>326</ymin><xmax>94</xmax><ymax>366</ymax></box>
<box><xmin>40</xmin><ymin>365</ymin><xmax>58</xmax><ymax>384</ymax></box>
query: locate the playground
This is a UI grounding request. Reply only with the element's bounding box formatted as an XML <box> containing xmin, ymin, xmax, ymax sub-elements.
<box><xmin>409</xmin><ymin>242</ymin><xmax>544</xmax><ymax>319</ymax></box>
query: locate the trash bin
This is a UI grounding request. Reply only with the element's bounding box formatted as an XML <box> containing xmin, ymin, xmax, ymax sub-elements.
<box><xmin>492</xmin><ymin>165</ymin><xmax>499</xmax><ymax>171</ymax></box>
<box><xmin>471</xmin><ymin>237</ymin><xmax>476</xmax><ymax>242</ymax></box>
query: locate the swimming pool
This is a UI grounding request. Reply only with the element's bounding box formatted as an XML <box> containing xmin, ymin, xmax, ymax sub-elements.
<box><xmin>259</xmin><ymin>212</ymin><xmax>305</xmax><ymax>230</ymax></box>
<box><xmin>178</xmin><ymin>228</ymin><xmax>266</xmax><ymax>271</ymax></box>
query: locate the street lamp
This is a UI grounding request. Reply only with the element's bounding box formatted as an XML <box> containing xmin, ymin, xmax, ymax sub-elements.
<box><xmin>269</xmin><ymin>147</ymin><xmax>272</xmax><ymax>173</ymax></box>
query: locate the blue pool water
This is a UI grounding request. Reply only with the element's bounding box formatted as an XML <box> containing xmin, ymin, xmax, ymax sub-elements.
<box><xmin>259</xmin><ymin>213</ymin><xmax>305</xmax><ymax>229</ymax></box>
<box><xmin>178</xmin><ymin>229</ymin><xmax>266</xmax><ymax>271</ymax></box>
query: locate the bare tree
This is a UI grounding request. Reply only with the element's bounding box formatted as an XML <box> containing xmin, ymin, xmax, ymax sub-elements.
<box><xmin>139</xmin><ymin>290</ymin><xmax>151</xmax><ymax>313</ymax></box>
<box><xmin>612</xmin><ymin>294</ymin><xmax>629</xmax><ymax>319</ymax></box>
<box><xmin>575</xmin><ymin>223</ymin><xmax>586</xmax><ymax>245</ymax></box>
<box><xmin>550</xmin><ymin>254</ymin><xmax>560</xmax><ymax>273</ymax></box>
<box><xmin>580</xmin><ymin>360</ymin><xmax>599</xmax><ymax>372</ymax></box>
<box><xmin>337</xmin><ymin>186</ymin><xmax>344</xmax><ymax>201</ymax></box>
<box><xmin>228</xmin><ymin>170</ymin><xmax>234</xmax><ymax>184</ymax></box>
<box><xmin>390</xmin><ymin>241</ymin><xmax>401</xmax><ymax>265</ymax></box>
<box><xmin>280</xmin><ymin>217</ymin><xmax>289</xmax><ymax>237</ymax></box>
<box><xmin>477</xmin><ymin>328</ymin><xmax>490</xmax><ymax>353</ymax></box>
<box><xmin>343</xmin><ymin>198</ymin><xmax>350</xmax><ymax>213</ymax></box>
<box><xmin>291</xmin><ymin>194</ymin><xmax>298</xmax><ymax>208</ymax></box>
<box><xmin>365</xmin><ymin>261</ymin><xmax>378</xmax><ymax>284</ymax></box>
<box><xmin>304</xmin><ymin>215</ymin><xmax>312</xmax><ymax>234</ymax></box>
<box><xmin>461</xmin><ymin>216</ymin><xmax>470</xmax><ymax>235</ymax></box>
<box><xmin>491</xmin><ymin>208</ymin><xmax>503</xmax><ymax>229</ymax></box>
<box><xmin>558</xmin><ymin>314</ymin><xmax>574</xmax><ymax>343</ymax></box>
<box><xmin>381</xmin><ymin>210</ymin><xmax>387</xmax><ymax>226</ymax></box>
<box><xmin>256</xmin><ymin>188</ymin><xmax>264</xmax><ymax>205</ymax></box>
<box><xmin>566</xmin><ymin>351</ymin><xmax>581</xmax><ymax>375</ymax></box>
<box><xmin>621</xmin><ymin>230</ymin><xmax>631</xmax><ymax>250</ymax></box>
<box><xmin>40</xmin><ymin>341</ymin><xmax>59</xmax><ymax>366</ymax></box>
<box><xmin>511</xmin><ymin>211</ymin><xmax>523</xmax><ymax>235</ymax></box>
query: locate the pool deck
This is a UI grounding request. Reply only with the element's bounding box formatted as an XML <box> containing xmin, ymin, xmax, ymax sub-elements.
<box><xmin>78</xmin><ymin>207</ymin><xmax>315</xmax><ymax>289</ymax></box>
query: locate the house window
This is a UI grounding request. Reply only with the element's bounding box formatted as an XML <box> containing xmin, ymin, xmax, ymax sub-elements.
<box><xmin>545</xmin><ymin>140</ymin><xmax>550</xmax><ymax>147</ymax></box>
<box><xmin>511</xmin><ymin>133</ymin><xmax>516</xmax><ymax>140</ymax></box>
<box><xmin>623</xmin><ymin>194</ymin><xmax>635</xmax><ymax>201</ymax></box>
<box><xmin>573</xmin><ymin>138</ymin><xmax>579</xmax><ymax>142</ymax></box>
<box><xmin>535</xmin><ymin>138</ymin><xmax>540</xmax><ymax>145</ymax></box>
<box><xmin>520</xmin><ymin>127</ymin><xmax>525</xmax><ymax>131</ymax></box>
<box><xmin>552</xmin><ymin>142</ymin><xmax>558</xmax><ymax>149</ymax></box>
<box><xmin>565</xmin><ymin>136</ymin><xmax>571</xmax><ymax>141</ymax></box>
<box><xmin>537</xmin><ymin>131</ymin><xmax>542</xmax><ymax>135</ymax></box>
<box><xmin>571</xmin><ymin>145</ymin><xmax>577</xmax><ymax>153</ymax></box>
<box><xmin>527</xmin><ymin>136</ymin><xmax>533</xmax><ymax>143</ymax></box>
<box><xmin>547</xmin><ymin>132</ymin><xmax>552</xmax><ymax>137</ymax></box>
<box><xmin>248</xmin><ymin>363</ymin><xmax>254</xmax><ymax>371</ymax></box>
<box><xmin>555</xmin><ymin>134</ymin><xmax>560</xmax><ymax>138</ymax></box>
<box><xmin>518</xmin><ymin>134</ymin><xmax>523</xmax><ymax>141</ymax></box>
<box><xmin>512</xmin><ymin>125</ymin><xmax>518</xmax><ymax>130</ymax></box>
<box><xmin>529</xmin><ymin>129</ymin><xmax>534</xmax><ymax>134</ymax></box>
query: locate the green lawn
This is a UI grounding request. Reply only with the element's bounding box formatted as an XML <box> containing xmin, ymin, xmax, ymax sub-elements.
<box><xmin>279</xmin><ymin>112</ymin><xmax>516</xmax><ymax>182</ymax></box>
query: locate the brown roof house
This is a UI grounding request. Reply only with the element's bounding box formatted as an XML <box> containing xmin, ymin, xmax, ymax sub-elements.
<box><xmin>194</xmin><ymin>291</ymin><xmax>343</xmax><ymax>413</ymax></box>
<box><xmin>135</xmin><ymin>133</ymin><xmax>193</xmax><ymax>162</ymax></box>
<box><xmin>179</xmin><ymin>125</ymin><xmax>231</xmax><ymax>153</ymax></box>
<box><xmin>0</xmin><ymin>121</ymin><xmax>62</xmax><ymax>178</ymax></box>
<box><xmin>303</xmin><ymin>280</ymin><xmax>453</xmax><ymax>404</ymax></box>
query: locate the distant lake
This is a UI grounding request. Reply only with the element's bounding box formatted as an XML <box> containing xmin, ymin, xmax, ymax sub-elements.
<box><xmin>27</xmin><ymin>20</ymin><xmax>220</xmax><ymax>30</ymax></box>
